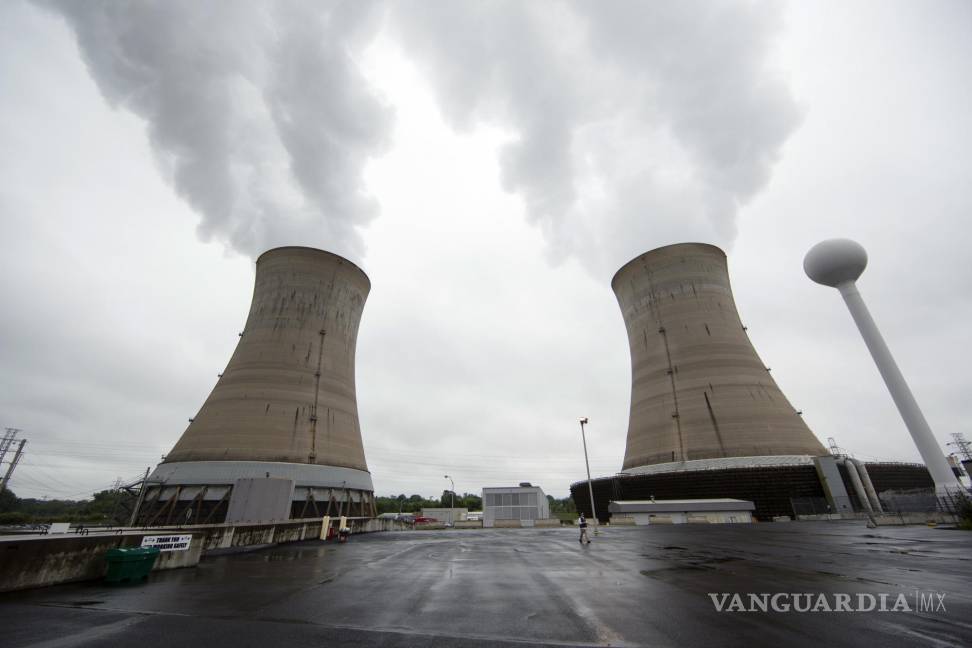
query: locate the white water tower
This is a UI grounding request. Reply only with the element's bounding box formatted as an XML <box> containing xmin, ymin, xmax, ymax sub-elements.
<box><xmin>804</xmin><ymin>239</ymin><xmax>961</xmax><ymax>494</ymax></box>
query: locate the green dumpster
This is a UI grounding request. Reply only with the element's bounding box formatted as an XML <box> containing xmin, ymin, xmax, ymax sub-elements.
<box><xmin>104</xmin><ymin>547</ymin><xmax>160</xmax><ymax>584</ymax></box>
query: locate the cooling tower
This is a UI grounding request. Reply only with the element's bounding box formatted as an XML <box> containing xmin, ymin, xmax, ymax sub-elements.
<box><xmin>613</xmin><ymin>243</ymin><xmax>827</xmax><ymax>472</ymax></box>
<box><xmin>136</xmin><ymin>247</ymin><xmax>375</xmax><ymax>524</ymax></box>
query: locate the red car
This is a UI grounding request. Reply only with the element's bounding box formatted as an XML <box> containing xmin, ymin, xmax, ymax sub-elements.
<box><xmin>412</xmin><ymin>516</ymin><xmax>437</xmax><ymax>524</ymax></box>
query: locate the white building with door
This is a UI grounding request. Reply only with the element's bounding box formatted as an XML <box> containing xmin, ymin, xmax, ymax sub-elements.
<box><xmin>608</xmin><ymin>499</ymin><xmax>755</xmax><ymax>525</ymax></box>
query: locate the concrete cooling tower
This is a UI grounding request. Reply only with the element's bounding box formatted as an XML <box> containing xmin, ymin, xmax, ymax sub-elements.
<box><xmin>135</xmin><ymin>247</ymin><xmax>375</xmax><ymax>525</ymax></box>
<box><xmin>571</xmin><ymin>243</ymin><xmax>936</xmax><ymax>521</ymax></box>
<box><xmin>612</xmin><ymin>242</ymin><xmax>828</xmax><ymax>470</ymax></box>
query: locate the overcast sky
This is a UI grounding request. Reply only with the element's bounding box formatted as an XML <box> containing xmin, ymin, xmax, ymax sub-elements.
<box><xmin>2</xmin><ymin>1</ymin><xmax>970</xmax><ymax>501</ymax></box>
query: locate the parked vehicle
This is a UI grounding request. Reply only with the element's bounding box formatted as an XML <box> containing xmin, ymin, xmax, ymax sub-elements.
<box><xmin>377</xmin><ymin>513</ymin><xmax>415</xmax><ymax>523</ymax></box>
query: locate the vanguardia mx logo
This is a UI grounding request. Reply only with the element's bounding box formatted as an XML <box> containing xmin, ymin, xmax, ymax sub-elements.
<box><xmin>708</xmin><ymin>591</ymin><xmax>946</xmax><ymax>613</ymax></box>
<box><xmin>915</xmin><ymin>590</ymin><xmax>947</xmax><ymax>613</ymax></box>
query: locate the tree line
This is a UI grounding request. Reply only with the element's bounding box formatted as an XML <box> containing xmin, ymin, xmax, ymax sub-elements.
<box><xmin>0</xmin><ymin>488</ymin><xmax>579</xmax><ymax>525</ymax></box>
<box><xmin>375</xmin><ymin>491</ymin><xmax>577</xmax><ymax>522</ymax></box>
<box><xmin>0</xmin><ymin>488</ymin><xmax>135</xmax><ymax>526</ymax></box>
<box><xmin>375</xmin><ymin>491</ymin><xmax>483</xmax><ymax>515</ymax></box>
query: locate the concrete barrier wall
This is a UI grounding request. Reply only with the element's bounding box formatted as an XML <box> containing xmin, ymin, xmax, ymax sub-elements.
<box><xmin>417</xmin><ymin>519</ymin><xmax>563</xmax><ymax>530</ymax></box>
<box><xmin>870</xmin><ymin>512</ymin><xmax>958</xmax><ymax>526</ymax></box>
<box><xmin>0</xmin><ymin>532</ymin><xmax>203</xmax><ymax>593</ymax></box>
<box><xmin>151</xmin><ymin>516</ymin><xmax>410</xmax><ymax>552</ymax></box>
<box><xmin>609</xmin><ymin>517</ymin><xmax>636</xmax><ymax>526</ymax></box>
<box><xmin>793</xmin><ymin>512</ymin><xmax>958</xmax><ymax>525</ymax></box>
<box><xmin>0</xmin><ymin>517</ymin><xmax>411</xmax><ymax>593</ymax></box>
<box><xmin>356</xmin><ymin>518</ymin><xmax>409</xmax><ymax>533</ymax></box>
<box><xmin>482</xmin><ymin>519</ymin><xmax>563</xmax><ymax>529</ymax></box>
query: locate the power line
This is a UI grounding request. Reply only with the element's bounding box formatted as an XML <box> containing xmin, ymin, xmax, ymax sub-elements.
<box><xmin>17</xmin><ymin>462</ymin><xmax>79</xmax><ymax>491</ymax></box>
<box><xmin>366</xmin><ymin>445</ymin><xmax>619</xmax><ymax>462</ymax></box>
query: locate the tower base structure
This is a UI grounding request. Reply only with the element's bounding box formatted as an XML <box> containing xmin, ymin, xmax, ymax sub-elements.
<box><xmin>571</xmin><ymin>458</ymin><xmax>935</xmax><ymax>522</ymax></box>
<box><xmin>134</xmin><ymin>461</ymin><xmax>375</xmax><ymax>526</ymax></box>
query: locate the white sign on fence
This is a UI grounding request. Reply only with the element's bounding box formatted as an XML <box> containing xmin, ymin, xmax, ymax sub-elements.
<box><xmin>141</xmin><ymin>534</ymin><xmax>192</xmax><ymax>552</ymax></box>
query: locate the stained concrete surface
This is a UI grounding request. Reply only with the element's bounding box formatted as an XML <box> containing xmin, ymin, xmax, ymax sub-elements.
<box><xmin>1</xmin><ymin>522</ymin><xmax>970</xmax><ymax>647</ymax></box>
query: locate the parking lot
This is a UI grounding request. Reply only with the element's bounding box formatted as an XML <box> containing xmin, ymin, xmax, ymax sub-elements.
<box><xmin>2</xmin><ymin>522</ymin><xmax>971</xmax><ymax>647</ymax></box>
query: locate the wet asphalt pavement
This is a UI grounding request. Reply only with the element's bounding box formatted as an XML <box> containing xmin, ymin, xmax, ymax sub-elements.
<box><xmin>2</xmin><ymin>521</ymin><xmax>970</xmax><ymax>647</ymax></box>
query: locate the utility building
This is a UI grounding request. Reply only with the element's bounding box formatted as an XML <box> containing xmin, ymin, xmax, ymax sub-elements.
<box><xmin>609</xmin><ymin>499</ymin><xmax>755</xmax><ymax>525</ymax></box>
<box><xmin>483</xmin><ymin>484</ymin><xmax>549</xmax><ymax>527</ymax></box>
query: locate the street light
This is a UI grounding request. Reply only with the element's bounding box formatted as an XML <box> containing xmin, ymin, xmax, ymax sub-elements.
<box><xmin>444</xmin><ymin>475</ymin><xmax>455</xmax><ymax>525</ymax></box>
<box><xmin>579</xmin><ymin>417</ymin><xmax>599</xmax><ymax>535</ymax></box>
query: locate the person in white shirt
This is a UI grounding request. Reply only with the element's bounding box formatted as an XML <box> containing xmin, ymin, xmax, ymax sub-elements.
<box><xmin>578</xmin><ymin>513</ymin><xmax>591</xmax><ymax>544</ymax></box>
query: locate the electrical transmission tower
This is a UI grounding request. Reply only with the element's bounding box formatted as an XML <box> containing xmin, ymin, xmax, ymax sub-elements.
<box><xmin>827</xmin><ymin>437</ymin><xmax>848</xmax><ymax>457</ymax></box>
<box><xmin>0</xmin><ymin>428</ymin><xmax>20</xmax><ymax>465</ymax></box>
<box><xmin>0</xmin><ymin>430</ymin><xmax>26</xmax><ymax>494</ymax></box>
<box><xmin>948</xmin><ymin>433</ymin><xmax>972</xmax><ymax>462</ymax></box>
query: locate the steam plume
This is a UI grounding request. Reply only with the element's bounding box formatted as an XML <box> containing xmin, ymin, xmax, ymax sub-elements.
<box><xmin>43</xmin><ymin>1</ymin><xmax>798</xmax><ymax>272</ymax></box>
<box><xmin>389</xmin><ymin>0</ymin><xmax>800</xmax><ymax>273</ymax></box>
<box><xmin>43</xmin><ymin>0</ymin><xmax>390</xmax><ymax>260</ymax></box>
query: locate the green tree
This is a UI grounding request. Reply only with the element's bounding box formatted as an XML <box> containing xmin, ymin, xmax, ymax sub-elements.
<box><xmin>0</xmin><ymin>511</ymin><xmax>28</xmax><ymax>525</ymax></box>
<box><xmin>459</xmin><ymin>493</ymin><xmax>482</xmax><ymax>511</ymax></box>
<box><xmin>0</xmin><ymin>488</ymin><xmax>17</xmax><ymax>514</ymax></box>
<box><xmin>956</xmin><ymin>493</ymin><xmax>972</xmax><ymax>530</ymax></box>
<box><xmin>1</xmin><ymin>489</ymin><xmax>136</xmax><ymax>525</ymax></box>
<box><xmin>78</xmin><ymin>490</ymin><xmax>135</xmax><ymax>525</ymax></box>
<box><xmin>547</xmin><ymin>495</ymin><xmax>577</xmax><ymax>522</ymax></box>
<box><xmin>439</xmin><ymin>489</ymin><xmax>455</xmax><ymax>508</ymax></box>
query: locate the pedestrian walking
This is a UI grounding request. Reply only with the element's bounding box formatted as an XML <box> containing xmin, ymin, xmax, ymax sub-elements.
<box><xmin>578</xmin><ymin>513</ymin><xmax>591</xmax><ymax>544</ymax></box>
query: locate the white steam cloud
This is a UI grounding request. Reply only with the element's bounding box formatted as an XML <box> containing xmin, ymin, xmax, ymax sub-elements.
<box><xmin>41</xmin><ymin>0</ymin><xmax>391</xmax><ymax>260</ymax></box>
<box><xmin>42</xmin><ymin>0</ymin><xmax>799</xmax><ymax>272</ymax></box>
<box><xmin>389</xmin><ymin>0</ymin><xmax>801</xmax><ymax>273</ymax></box>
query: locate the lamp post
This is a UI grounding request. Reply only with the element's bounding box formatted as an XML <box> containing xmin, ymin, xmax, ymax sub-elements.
<box><xmin>444</xmin><ymin>475</ymin><xmax>455</xmax><ymax>524</ymax></box>
<box><xmin>579</xmin><ymin>417</ymin><xmax>598</xmax><ymax>535</ymax></box>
